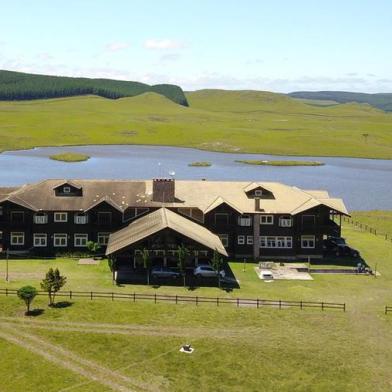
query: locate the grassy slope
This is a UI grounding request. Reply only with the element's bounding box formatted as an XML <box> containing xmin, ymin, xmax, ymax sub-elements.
<box><xmin>1</xmin><ymin>215</ymin><xmax>392</xmax><ymax>390</ymax></box>
<box><xmin>1</xmin><ymin>90</ymin><xmax>392</xmax><ymax>158</ymax></box>
<box><xmin>350</xmin><ymin>210</ymin><xmax>392</xmax><ymax>235</ymax></box>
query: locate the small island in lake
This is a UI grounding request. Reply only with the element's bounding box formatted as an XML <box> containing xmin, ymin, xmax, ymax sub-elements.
<box><xmin>188</xmin><ymin>161</ymin><xmax>212</xmax><ymax>167</ymax></box>
<box><xmin>235</xmin><ymin>159</ymin><xmax>324</xmax><ymax>167</ymax></box>
<box><xmin>49</xmin><ymin>152</ymin><xmax>90</xmax><ymax>162</ymax></box>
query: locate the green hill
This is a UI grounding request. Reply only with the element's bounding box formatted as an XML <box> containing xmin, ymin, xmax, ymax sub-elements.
<box><xmin>0</xmin><ymin>70</ymin><xmax>189</xmax><ymax>106</ymax></box>
<box><xmin>289</xmin><ymin>91</ymin><xmax>392</xmax><ymax>112</ymax></box>
<box><xmin>1</xmin><ymin>89</ymin><xmax>392</xmax><ymax>158</ymax></box>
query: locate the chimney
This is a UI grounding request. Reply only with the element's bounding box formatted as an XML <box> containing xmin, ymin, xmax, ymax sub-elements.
<box><xmin>152</xmin><ymin>178</ymin><xmax>175</xmax><ymax>203</ymax></box>
<box><xmin>255</xmin><ymin>197</ymin><xmax>261</xmax><ymax>211</ymax></box>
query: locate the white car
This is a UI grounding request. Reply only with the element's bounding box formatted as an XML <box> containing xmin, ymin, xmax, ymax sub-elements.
<box><xmin>194</xmin><ymin>265</ymin><xmax>225</xmax><ymax>278</ymax></box>
<box><xmin>260</xmin><ymin>270</ymin><xmax>274</xmax><ymax>280</ymax></box>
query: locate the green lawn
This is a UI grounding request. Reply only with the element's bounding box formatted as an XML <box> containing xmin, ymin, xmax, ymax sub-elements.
<box><xmin>1</xmin><ymin>90</ymin><xmax>392</xmax><ymax>158</ymax></box>
<box><xmin>350</xmin><ymin>210</ymin><xmax>392</xmax><ymax>236</ymax></box>
<box><xmin>1</xmin><ymin>217</ymin><xmax>392</xmax><ymax>391</ymax></box>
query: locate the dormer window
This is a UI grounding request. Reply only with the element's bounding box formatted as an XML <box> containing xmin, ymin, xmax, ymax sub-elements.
<box><xmin>255</xmin><ymin>189</ymin><xmax>263</xmax><ymax>197</ymax></box>
<box><xmin>63</xmin><ymin>186</ymin><xmax>71</xmax><ymax>194</ymax></box>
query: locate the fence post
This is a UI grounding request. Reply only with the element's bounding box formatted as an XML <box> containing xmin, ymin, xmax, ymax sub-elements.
<box><xmin>90</xmin><ymin>291</ymin><xmax>93</xmax><ymax>300</ymax></box>
<box><xmin>300</xmin><ymin>300</ymin><xmax>303</xmax><ymax>310</ymax></box>
<box><xmin>176</xmin><ymin>295</ymin><xmax>178</xmax><ymax>304</ymax></box>
<box><xmin>69</xmin><ymin>290</ymin><xmax>72</xmax><ymax>300</ymax></box>
<box><xmin>217</xmin><ymin>297</ymin><xmax>219</xmax><ymax>307</ymax></box>
<box><xmin>321</xmin><ymin>302</ymin><xmax>324</xmax><ymax>311</ymax></box>
<box><xmin>237</xmin><ymin>298</ymin><xmax>239</xmax><ymax>307</ymax></box>
<box><xmin>111</xmin><ymin>292</ymin><xmax>114</xmax><ymax>301</ymax></box>
<box><xmin>344</xmin><ymin>303</ymin><xmax>346</xmax><ymax>312</ymax></box>
<box><xmin>154</xmin><ymin>294</ymin><xmax>156</xmax><ymax>304</ymax></box>
<box><xmin>257</xmin><ymin>298</ymin><xmax>259</xmax><ymax>309</ymax></box>
<box><xmin>5</xmin><ymin>288</ymin><xmax>8</xmax><ymax>297</ymax></box>
<box><xmin>133</xmin><ymin>292</ymin><xmax>135</xmax><ymax>302</ymax></box>
<box><xmin>196</xmin><ymin>296</ymin><xmax>198</xmax><ymax>306</ymax></box>
<box><xmin>279</xmin><ymin>300</ymin><xmax>282</xmax><ymax>309</ymax></box>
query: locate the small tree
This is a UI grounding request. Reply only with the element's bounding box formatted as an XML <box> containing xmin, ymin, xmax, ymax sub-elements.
<box><xmin>40</xmin><ymin>268</ymin><xmax>67</xmax><ymax>306</ymax></box>
<box><xmin>211</xmin><ymin>249</ymin><xmax>224</xmax><ymax>288</ymax></box>
<box><xmin>17</xmin><ymin>285</ymin><xmax>38</xmax><ymax>315</ymax></box>
<box><xmin>141</xmin><ymin>248</ymin><xmax>151</xmax><ymax>285</ymax></box>
<box><xmin>87</xmin><ymin>241</ymin><xmax>101</xmax><ymax>255</ymax></box>
<box><xmin>177</xmin><ymin>244</ymin><xmax>189</xmax><ymax>287</ymax></box>
<box><xmin>108</xmin><ymin>257</ymin><xmax>118</xmax><ymax>284</ymax></box>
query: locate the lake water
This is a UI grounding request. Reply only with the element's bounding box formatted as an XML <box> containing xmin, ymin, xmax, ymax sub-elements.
<box><xmin>0</xmin><ymin>144</ymin><xmax>391</xmax><ymax>211</ymax></box>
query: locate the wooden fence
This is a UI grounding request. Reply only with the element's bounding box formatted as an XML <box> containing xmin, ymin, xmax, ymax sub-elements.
<box><xmin>385</xmin><ymin>306</ymin><xmax>392</xmax><ymax>315</ymax></box>
<box><xmin>342</xmin><ymin>217</ymin><xmax>392</xmax><ymax>243</ymax></box>
<box><xmin>0</xmin><ymin>288</ymin><xmax>346</xmax><ymax>312</ymax></box>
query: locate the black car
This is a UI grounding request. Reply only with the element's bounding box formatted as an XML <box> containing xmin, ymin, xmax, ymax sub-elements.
<box><xmin>150</xmin><ymin>266</ymin><xmax>181</xmax><ymax>279</ymax></box>
<box><xmin>323</xmin><ymin>237</ymin><xmax>360</xmax><ymax>258</ymax></box>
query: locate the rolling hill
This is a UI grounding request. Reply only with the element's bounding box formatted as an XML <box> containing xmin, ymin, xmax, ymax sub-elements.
<box><xmin>289</xmin><ymin>91</ymin><xmax>392</xmax><ymax>112</ymax></box>
<box><xmin>1</xmin><ymin>89</ymin><xmax>392</xmax><ymax>158</ymax></box>
<box><xmin>0</xmin><ymin>70</ymin><xmax>189</xmax><ymax>106</ymax></box>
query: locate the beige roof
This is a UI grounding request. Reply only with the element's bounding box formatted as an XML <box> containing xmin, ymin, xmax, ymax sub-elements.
<box><xmin>106</xmin><ymin>208</ymin><xmax>228</xmax><ymax>256</ymax></box>
<box><xmin>0</xmin><ymin>179</ymin><xmax>348</xmax><ymax>215</ymax></box>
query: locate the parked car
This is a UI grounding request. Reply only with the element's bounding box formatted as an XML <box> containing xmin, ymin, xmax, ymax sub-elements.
<box><xmin>193</xmin><ymin>265</ymin><xmax>226</xmax><ymax>278</ymax></box>
<box><xmin>260</xmin><ymin>270</ymin><xmax>274</xmax><ymax>280</ymax></box>
<box><xmin>151</xmin><ymin>266</ymin><xmax>181</xmax><ymax>279</ymax></box>
<box><xmin>323</xmin><ymin>237</ymin><xmax>360</xmax><ymax>258</ymax></box>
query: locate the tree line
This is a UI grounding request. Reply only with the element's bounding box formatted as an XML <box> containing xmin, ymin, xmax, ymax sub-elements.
<box><xmin>0</xmin><ymin>70</ymin><xmax>189</xmax><ymax>106</ymax></box>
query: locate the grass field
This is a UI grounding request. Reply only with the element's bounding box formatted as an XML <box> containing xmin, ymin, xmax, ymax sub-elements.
<box><xmin>1</xmin><ymin>90</ymin><xmax>392</xmax><ymax>158</ymax></box>
<box><xmin>350</xmin><ymin>210</ymin><xmax>392</xmax><ymax>236</ymax></box>
<box><xmin>1</xmin><ymin>213</ymin><xmax>392</xmax><ymax>391</ymax></box>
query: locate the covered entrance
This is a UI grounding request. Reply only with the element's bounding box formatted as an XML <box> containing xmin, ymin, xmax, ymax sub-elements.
<box><xmin>105</xmin><ymin>208</ymin><xmax>227</xmax><ymax>270</ymax></box>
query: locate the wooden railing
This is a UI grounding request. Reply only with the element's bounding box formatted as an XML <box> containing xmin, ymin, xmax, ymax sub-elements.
<box><xmin>0</xmin><ymin>288</ymin><xmax>346</xmax><ymax>312</ymax></box>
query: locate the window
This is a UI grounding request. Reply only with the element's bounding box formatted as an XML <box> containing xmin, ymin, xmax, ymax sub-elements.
<box><xmin>54</xmin><ymin>212</ymin><xmax>68</xmax><ymax>222</ymax></box>
<box><xmin>199</xmin><ymin>250</ymin><xmax>208</xmax><ymax>257</ymax></box>
<box><xmin>97</xmin><ymin>212</ymin><xmax>112</xmax><ymax>225</ymax></box>
<box><xmin>302</xmin><ymin>215</ymin><xmax>315</xmax><ymax>226</ymax></box>
<box><xmin>33</xmin><ymin>233</ymin><xmax>47</xmax><ymax>247</ymax></box>
<box><xmin>218</xmin><ymin>234</ymin><xmax>229</xmax><ymax>247</ymax></box>
<box><xmin>279</xmin><ymin>216</ymin><xmax>292</xmax><ymax>227</ymax></box>
<box><xmin>97</xmin><ymin>232</ymin><xmax>110</xmax><ymax>246</ymax></box>
<box><xmin>74</xmin><ymin>213</ymin><xmax>88</xmax><ymax>224</ymax></box>
<box><xmin>74</xmin><ymin>233</ymin><xmax>88</xmax><ymax>247</ymax></box>
<box><xmin>247</xmin><ymin>235</ymin><xmax>254</xmax><ymax>245</ymax></box>
<box><xmin>11</xmin><ymin>232</ymin><xmax>24</xmax><ymax>246</ymax></box>
<box><xmin>34</xmin><ymin>213</ymin><xmax>48</xmax><ymax>224</ymax></box>
<box><xmin>53</xmin><ymin>233</ymin><xmax>67</xmax><ymax>247</ymax></box>
<box><xmin>260</xmin><ymin>236</ymin><xmax>292</xmax><ymax>248</ymax></box>
<box><xmin>254</xmin><ymin>189</ymin><xmax>263</xmax><ymax>197</ymax></box>
<box><xmin>215</xmin><ymin>213</ymin><xmax>229</xmax><ymax>225</ymax></box>
<box><xmin>63</xmin><ymin>186</ymin><xmax>71</xmax><ymax>193</ymax></box>
<box><xmin>260</xmin><ymin>215</ymin><xmax>274</xmax><ymax>225</ymax></box>
<box><xmin>301</xmin><ymin>235</ymin><xmax>315</xmax><ymax>249</ymax></box>
<box><xmin>237</xmin><ymin>235</ymin><xmax>245</xmax><ymax>245</ymax></box>
<box><xmin>11</xmin><ymin>211</ymin><xmax>24</xmax><ymax>223</ymax></box>
<box><xmin>238</xmin><ymin>215</ymin><xmax>252</xmax><ymax>226</ymax></box>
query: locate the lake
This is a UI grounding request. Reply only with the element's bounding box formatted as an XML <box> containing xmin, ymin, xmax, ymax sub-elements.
<box><xmin>0</xmin><ymin>145</ymin><xmax>391</xmax><ymax>210</ymax></box>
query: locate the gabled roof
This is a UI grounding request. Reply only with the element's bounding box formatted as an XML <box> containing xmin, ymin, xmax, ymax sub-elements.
<box><xmin>0</xmin><ymin>179</ymin><xmax>348</xmax><ymax>216</ymax></box>
<box><xmin>106</xmin><ymin>208</ymin><xmax>228</xmax><ymax>256</ymax></box>
<box><xmin>204</xmin><ymin>196</ymin><xmax>243</xmax><ymax>215</ymax></box>
<box><xmin>84</xmin><ymin>195</ymin><xmax>123</xmax><ymax>212</ymax></box>
<box><xmin>53</xmin><ymin>180</ymin><xmax>82</xmax><ymax>190</ymax></box>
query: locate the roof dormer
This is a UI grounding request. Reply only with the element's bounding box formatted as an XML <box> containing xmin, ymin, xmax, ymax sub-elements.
<box><xmin>53</xmin><ymin>181</ymin><xmax>83</xmax><ymax>197</ymax></box>
<box><xmin>243</xmin><ymin>183</ymin><xmax>275</xmax><ymax>199</ymax></box>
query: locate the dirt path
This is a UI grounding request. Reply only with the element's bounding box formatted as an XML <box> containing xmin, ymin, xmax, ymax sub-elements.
<box><xmin>0</xmin><ymin>316</ymin><xmax>252</xmax><ymax>340</ymax></box>
<box><xmin>0</xmin><ymin>322</ymin><xmax>161</xmax><ymax>392</ymax></box>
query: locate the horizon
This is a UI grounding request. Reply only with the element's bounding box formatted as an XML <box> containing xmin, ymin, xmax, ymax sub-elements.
<box><xmin>1</xmin><ymin>0</ymin><xmax>391</xmax><ymax>93</ymax></box>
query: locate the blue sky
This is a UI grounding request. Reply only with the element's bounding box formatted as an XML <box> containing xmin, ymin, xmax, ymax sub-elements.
<box><xmin>1</xmin><ymin>0</ymin><xmax>391</xmax><ymax>92</ymax></box>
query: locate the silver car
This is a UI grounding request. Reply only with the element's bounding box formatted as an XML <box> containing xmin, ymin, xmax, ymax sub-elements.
<box><xmin>193</xmin><ymin>265</ymin><xmax>225</xmax><ymax>278</ymax></box>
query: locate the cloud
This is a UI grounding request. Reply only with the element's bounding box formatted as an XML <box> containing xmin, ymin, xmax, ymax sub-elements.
<box><xmin>144</xmin><ymin>39</ymin><xmax>184</xmax><ymax>50</ymax></box>
<box><xmin>105</xmin><ymin>42</ymin><xmax>130</xmax><ymax>52</ymax></box>
<box><xmin>160</xmin><ymin>53</ymin><xmax>181</xmax><ymax>62</ymax></box>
